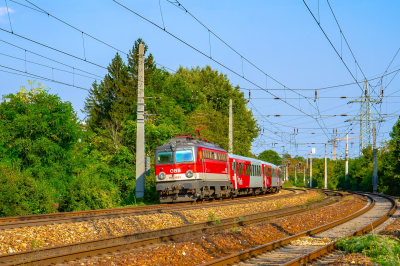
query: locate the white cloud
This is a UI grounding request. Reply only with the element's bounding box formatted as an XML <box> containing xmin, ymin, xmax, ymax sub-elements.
<box><xmin>0</xmin><ymin>7</ymin><xmax>14</xmax><ymax>23</ymax></box>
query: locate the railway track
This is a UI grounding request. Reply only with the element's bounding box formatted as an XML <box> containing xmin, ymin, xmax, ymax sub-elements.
<box><xmin>0</xmin><ymin>190</ymin><xmax>337</xmax><ymax>265</ymax></box>
<box><xmin>201</xmin><ymin>191</ymin><xmax>397</xmax><ymax>266</ymax></box>
<box><xmin>0</xmin><ymin>189</ymin><xmax>301</xmax><ymax>230</ymax></box>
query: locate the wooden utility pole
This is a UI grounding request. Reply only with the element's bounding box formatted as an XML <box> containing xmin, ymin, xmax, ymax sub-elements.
<box><xmin>136</xmin><ymin>44</ymin><xmax>145</xmax><ymax>198</ymax></box>
<box><xmin>373</xmin><ymin>123</ymin><xmax>378</xmax><ymax>193</ymax></box>
<box><xmin>324</xmin><ymin>143</ymin><xmax>327</xmax><ymax>189</ymax></box>
<box><xmin>295</xmin><ymin>166</ymin><xmax>297</xmax><ymax>183</ymax></box>
<box><xmin>229</xmin><ymin>99</ymin><xmax>233</xmax><ymax>153</ymax></box>
<box><xmin>345</xmin><ymin>133</ymin><xmax>349</xmax><ymax>181</ymax></box>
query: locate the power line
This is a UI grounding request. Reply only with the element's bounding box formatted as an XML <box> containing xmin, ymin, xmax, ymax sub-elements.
<box><xmin>0</xmin><ymin>27</ymin><xmax>107</xmax><ymax>69</ymax></box>
<box><xmin>0</xmin><ymin>52</ymin><xmax>98</xmax><ymax>80</ymax></box>
<box><xmin>302</xmin><ymin>0</ymin><xmax>383</xmax><ymax>119</ymax></box>
<box><xmin>113</xmin><ymin>0</ymin><xmax>334</xmax><ymax>140</ymax></box>
<box><xmin>0</xmin><ymin>65</ymin><xmax>89</xmax><ymax>91</ymax></box>
<box><xmin>0</xmin><ymin>39</ymin><xmax>103</xmax><ymax>78</ymax></box>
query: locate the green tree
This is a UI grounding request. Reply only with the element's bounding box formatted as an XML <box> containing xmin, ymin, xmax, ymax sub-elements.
<box><xmin>258</xmin><ymin>150</ymin><xmax>282</xmax><ymax>165</ymax></box>
<box><xmin>378</xmin><ymin>117</ymin><xmax>400</xmax><ymax>196</ymax></box>
<box><xmin>84</xmin><ymin>53</ymin><xmax>130</xmax><ymax>148</ymax></box>
<box><xmin>0</xmin><ymin>82</ymin><xmax>81</xmax><ymax>194</ymax></box>
<box><xmin>175</xmin><ymin>66</ymin><xmax>259</xmax><ymax>156</ymax></box>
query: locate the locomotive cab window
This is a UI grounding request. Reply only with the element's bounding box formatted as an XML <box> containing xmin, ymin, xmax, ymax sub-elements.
<box><xmin>157</xmin><ymin>151</ymin><xmax>173</xmax><ymax>164</ymax></box>
<box><xmin>176</xmin><ymin>150</ymin><xmax>194</xmax><ymax>162</ymax></box>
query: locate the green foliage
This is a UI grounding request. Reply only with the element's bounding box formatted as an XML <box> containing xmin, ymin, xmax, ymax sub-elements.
<box><xmin>0</xmin><ymin>81</ymin><xmax>81</xmax><ymax>195</ymax></box>
<box><xmin>58</xmin><ymin>168</ymin><xmax>120</xmax><ymax>212</ymax></box>
<box><xmin>337</xmin><ymin>234</ymin><xmax>400</xmax><ymax>266</ymax></box>
<box><xmin>0</xmin><ymin>162</ymin><xmax>56</xmax><ymax>216</ymax></box>
<box><xmin>258</xmin><ymin>150</ymin><xmax>281</xmax><ymax>165</ymax></box>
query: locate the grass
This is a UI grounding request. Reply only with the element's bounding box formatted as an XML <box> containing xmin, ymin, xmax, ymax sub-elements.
<box><xmin>208</xmin><ymin>213</ymin><xmax>221</xmax><ymax>225</ymax></box>
<box><xmin>336</xmin><ymin>234</ymin><xmax>400</xmax><ymax>266</ymax></box>
<box><xmin>307</xmin><ymin>194</ymin><xmax>325</xmax><ymax>203</ymax></box>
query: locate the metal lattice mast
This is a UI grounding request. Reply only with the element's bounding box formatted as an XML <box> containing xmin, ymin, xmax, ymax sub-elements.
<box><xmin>346</xmin><ymin>79</ymin><xmax>383</xmax><ymax>155</ymax></box>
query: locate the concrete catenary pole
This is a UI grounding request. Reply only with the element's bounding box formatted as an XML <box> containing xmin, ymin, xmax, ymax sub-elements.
<box><xmin>373</xmin><ymin>123</ymin><xmax>378</xmax><ymax>193</ymax></box>
<box><xmin>345</xmin><ymin>133</ymin><xmax>349</xmax><ymax>181</ymax></box>
<box><xmin>324</xmin><ymin>143</ymin><xmax>327</xmax><ymax>189</ymax></box>
<box><xmin>229</xmin><ymin>99</ymin><xmax>233</xmax><ymax>153</ymax></box>
<box><xmin>310</xmin><ymin>152</ymin><xmax>313</xmax><ymax>187</ymax></box>
<box><xmin>286</xmin><ymin>165</ymin><xmax>288</xmax><ymax>182</ymax></box>
<box><xmin>135</xmin><ymin>44</ymin><xmax>145</xmax><ymax>198</ymax></box>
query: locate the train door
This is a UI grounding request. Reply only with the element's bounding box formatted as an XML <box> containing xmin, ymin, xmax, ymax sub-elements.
<box><xmin>271</xmin><ymin>167</ymin><xmax>278</xmax><ymax>187</ymax></box>
<box><xmin>232</xmin><ymin>159</ymin><xmax>237</xmax><ymax>189</ymax></box>
<box><xmin>201</xmin><ymin>149</ymin><xmax>207</xmax><ymax>181</ymax></box>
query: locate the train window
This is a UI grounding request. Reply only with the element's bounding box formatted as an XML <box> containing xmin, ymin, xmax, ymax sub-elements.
<box><xmin>246</xmin><ymin>164</ymin><xmax>249</xmax><ymax>175</ymax></box>
<box><xmin>157</xmin><ymin>151</ymin><xmax>173</xmax><ymax>164</ymax></box>
<box><xmin>176</xmin><ymin>150</ymin><xmax>194</xmax><ymax>162</ymax></box>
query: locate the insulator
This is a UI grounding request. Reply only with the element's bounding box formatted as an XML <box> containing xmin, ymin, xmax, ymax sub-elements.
<box><xmin>315</xmin><ymin>90</ymin><xmax>317</xmax><ymax>102</ymax></box>
<box><xmin>249</xmin><ymin>91</ymin><xmax>251</xmax><ymax>100</ymax></box>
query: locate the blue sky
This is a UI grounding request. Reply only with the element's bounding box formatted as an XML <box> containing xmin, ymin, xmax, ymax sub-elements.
<box><xmin>1</xmin><ymin>0</ymin><xmax>400</xmax><ymax>160</ymax></box>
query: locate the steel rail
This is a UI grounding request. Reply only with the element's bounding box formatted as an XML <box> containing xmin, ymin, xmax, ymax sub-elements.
<box><xmin>1</xmin><ymin>191</ymin><xmax>338</xmax><ymax>265</ymax></box>
<box><xmin>0</xmin><ymin>190</ymin><xmax>302</xmax><ymax>230</ymax></box>
<box><xmin>281</xmin><ymin>192</ymin><xmax>397</xmax><ymax>266</ymax></box>
<box><xmin>199</xmin><ymin>191</ymin><xmax>396</xmax><ymax>266</ymax></box>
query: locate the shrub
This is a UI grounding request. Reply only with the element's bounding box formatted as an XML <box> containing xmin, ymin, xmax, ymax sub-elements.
<box><xmin>0</xmin><ymin>163</ymin><xmax>56</xmax><ymax>217</ymax></box>
<box><xmin>58</xmin><ymin>169</ymin><xmax>120</xmax><ymax>212</ymax></box>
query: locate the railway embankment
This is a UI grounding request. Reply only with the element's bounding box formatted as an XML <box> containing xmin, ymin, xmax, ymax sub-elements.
<box><xmin>0</xmin><ymin>190</ymin><xmax>318</xmax><ymax>255</ymax></box>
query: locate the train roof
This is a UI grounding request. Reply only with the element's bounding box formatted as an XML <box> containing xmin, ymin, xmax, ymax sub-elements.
<box><xmin>156</xmin><ymin>136</ymin><xmax>227</xmax><ymax>152</ymax></box>
<box><xmin>228</xmin><ymin>153</ymin><xmax>279</xmax><ymax>168</ymax></box>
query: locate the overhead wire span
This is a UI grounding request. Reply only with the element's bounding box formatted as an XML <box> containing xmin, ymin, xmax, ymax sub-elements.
<box><xmin>302</xmin><ymin>0</ymin><xmax>383</xmax><ymax>119</ymax></box>
<box><xmin>113</xmin><ymin>0</ymin><xmax>333</xmax><ymax>140</ymax></box>
<box><xmin>0</xmin><ymin>52</ymin><xmax>98</xmax><ymax>80</ymax></box>
<box><xmin>0</xmin><ymin>39</ymin><xmax>103</xmax><ymax>78</ymax></box>
<box><xmin>0</xmin><ymin>65</ymin><xmax>89</xmax><ymax>91</ymax></box>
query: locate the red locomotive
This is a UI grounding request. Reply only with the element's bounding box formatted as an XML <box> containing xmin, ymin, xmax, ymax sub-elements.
<box><xmin>155</xmin><ymin>136</ymin><xmax>282</xmax><ymax>203</ymax></box>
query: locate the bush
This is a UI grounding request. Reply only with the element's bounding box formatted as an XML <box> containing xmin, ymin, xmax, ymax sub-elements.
<box><xmin>58</xmin><ymin>169</ymin><xmax>120</xmax><ymax>212</ymax></box>
<box><xmin>337</xmin><ymin>234</ymin><xmax>400</xmax><ymax>266</ymax></box>
<box><xmin>0</xmin><ymin>163</ymin><xmax>56</xmax><ymax>217</ymax></box>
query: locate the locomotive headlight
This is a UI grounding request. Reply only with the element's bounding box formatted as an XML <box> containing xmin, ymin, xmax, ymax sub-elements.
<box><xmin>185</xmin><ymin>170</ymin><xmax>194</xmax><ymax>178</ymax></box>
<box><xmin>158</xmin><ymin>172</ymin><xmax>166</xmax><ymax>180</ymax></box>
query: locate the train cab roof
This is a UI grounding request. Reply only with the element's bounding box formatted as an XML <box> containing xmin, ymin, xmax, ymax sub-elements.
<box><xmin>156</xmin><ymin>136</ymin><xmax>227</xmax><ymax>152</ymax></box>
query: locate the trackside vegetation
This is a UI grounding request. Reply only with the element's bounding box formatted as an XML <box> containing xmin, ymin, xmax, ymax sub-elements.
<box><xmin>0</xmin><ymin>38</ymin><xmax>258</xmax><ymax>216</ymax></box>
<box><xmin>337</xmin><ymin>234</ymin><xmax>400</xmax><ymax>266</ymax></box>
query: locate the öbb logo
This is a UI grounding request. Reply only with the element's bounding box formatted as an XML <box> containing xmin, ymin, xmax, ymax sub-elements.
<box><xmin>169</xmin><ymin>169</ymin><xmax>181</xmax><ymax>173</ymax></box>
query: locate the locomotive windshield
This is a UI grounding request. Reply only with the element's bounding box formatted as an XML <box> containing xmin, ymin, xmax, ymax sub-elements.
<box><xmin>156</xmin><ymin>149</ymin><xmax>194</xmax><ymax>164</ymax></box>
<box><xmin>157</xmin><ymin>151</ymin><xmax>173</xmax><ymax>164</ymax></box>
<box><xmin>176</xmin><ymin>150</ymin><xmax>194</xmax><ymax>162</ymax></box>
